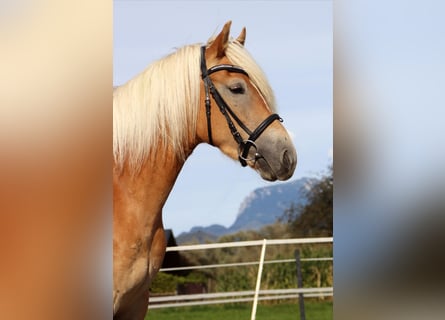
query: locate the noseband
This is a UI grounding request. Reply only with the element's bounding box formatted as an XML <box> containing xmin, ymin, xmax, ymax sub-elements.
<box><xmin>200</xmin><ymin>46</ymin><xmax>283</xmax><ymax>167</ymax></box>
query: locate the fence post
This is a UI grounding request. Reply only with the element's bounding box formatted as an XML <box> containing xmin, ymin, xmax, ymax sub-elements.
<box><xmin>295</xmin><ymin>249</ymin><xmax>306</xmax><ymax>320</ymax></box>
<box><xmin>251</xmin><ymin>239</ymin><xmax>267</xmax><ymax>320</ymax></box>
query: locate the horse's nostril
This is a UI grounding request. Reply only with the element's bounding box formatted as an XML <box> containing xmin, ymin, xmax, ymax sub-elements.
<box><xmin>282</xmin><ymin>150</ymin><xmax>291</xmax><ymax>170</ymax></box>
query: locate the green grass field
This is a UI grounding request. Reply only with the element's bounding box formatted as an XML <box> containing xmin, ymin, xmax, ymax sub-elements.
<box><xmin>146</xmin><ymin>300</ymin><xmax>332</xmax><ymax>320</ymax></box>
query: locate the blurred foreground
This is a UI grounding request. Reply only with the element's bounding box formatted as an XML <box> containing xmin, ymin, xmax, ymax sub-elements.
<box><xmin>335</xmin><ymin>1</ymin><xmax>445</xmax><ymax>319</ymax></box>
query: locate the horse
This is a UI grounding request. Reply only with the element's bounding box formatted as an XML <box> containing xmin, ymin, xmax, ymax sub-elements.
<box><xmin>113</xmin><ymin>21</ymin><xmax>297</xmax><ymax>319</ymax></box>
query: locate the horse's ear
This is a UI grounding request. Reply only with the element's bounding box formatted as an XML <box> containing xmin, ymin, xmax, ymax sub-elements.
<box><xmin>207</xmin><ymin>21</ymin><xmax>232</xmax><ymax>59</ymax></box>
<box><xmin>236</xmin><ymin>27</ymin><xmax>246</xmax><ymax>46</ymax></box>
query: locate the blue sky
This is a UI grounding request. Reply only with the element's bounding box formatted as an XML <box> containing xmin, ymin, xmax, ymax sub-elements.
<box><xmin>114</xmin><ymin>1</ymin><xmax>333</xmax><ymax>235</ymax></box>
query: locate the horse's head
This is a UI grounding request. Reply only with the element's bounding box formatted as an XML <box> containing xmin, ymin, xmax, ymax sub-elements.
<box><xmin>197</xmin><ymin>21</ymin><xmax>297</xmax><ymax>181</ymax></box>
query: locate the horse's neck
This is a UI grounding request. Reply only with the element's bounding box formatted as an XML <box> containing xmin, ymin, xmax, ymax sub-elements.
<box><xmin>113</xmin><ymin>148</ymin><xmax>186</xmax><ymax>236</ymax></box>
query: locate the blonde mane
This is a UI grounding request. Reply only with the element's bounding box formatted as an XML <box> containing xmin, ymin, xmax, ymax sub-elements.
<box><xmin>113</xmin><ymin>39</ymin><xmax>276</xmax><ymax>173</ymax></box>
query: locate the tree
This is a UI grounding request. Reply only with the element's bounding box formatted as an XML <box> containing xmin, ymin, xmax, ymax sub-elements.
<box><xmin>283</xmin><ymin>165</ymin><xmax>333</xmax><ymax>237</ymax></box>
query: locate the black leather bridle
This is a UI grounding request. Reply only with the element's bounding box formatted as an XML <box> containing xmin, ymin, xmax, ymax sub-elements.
<box><xmin>200</xmin><ymin>46</ymin><xmax>283</xmax><ymax>167</ymax></box>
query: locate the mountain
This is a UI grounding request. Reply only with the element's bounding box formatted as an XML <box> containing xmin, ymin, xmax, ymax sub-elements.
<box><xmin>175</xmin><ymin>229</ymin><xmax>218</xmax><ymax>245</ymax></box>
<box><xmin>176</xmin><ymin>177</ymin><xmax>315</xmax><ymax>244</ymax></box>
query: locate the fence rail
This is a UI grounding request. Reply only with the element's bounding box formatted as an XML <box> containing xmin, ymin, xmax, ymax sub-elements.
<box><xmin>160</xmin><ymin>257</ymin><xmax>333</xmax><ymax>272</ymax></box>
<box><xmin>149</xmin><ymin>237</ymin><xmax>333</xmax><ymax>319</ymax></box>
<box><xmin>149</xmin><ymin>287</ymin><xmax>333</xmax><ymax>309</ymax></box>
<box><xmin>165</xmin><ymin>237</ymin><xmax>333</xmax><ymax>252</ymax></box>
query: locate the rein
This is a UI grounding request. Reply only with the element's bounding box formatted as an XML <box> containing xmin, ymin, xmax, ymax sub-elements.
<box><xmin>200</xmin><ymin>46</ymin><xmax>283</xmax><ymax>167</ymax></box>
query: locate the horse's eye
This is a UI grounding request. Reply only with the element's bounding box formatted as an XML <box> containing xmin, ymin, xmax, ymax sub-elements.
<box><xmin>229</xmin><ymin>84</ymin><xmax>245</xmax><ymax>94</ymax></box>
